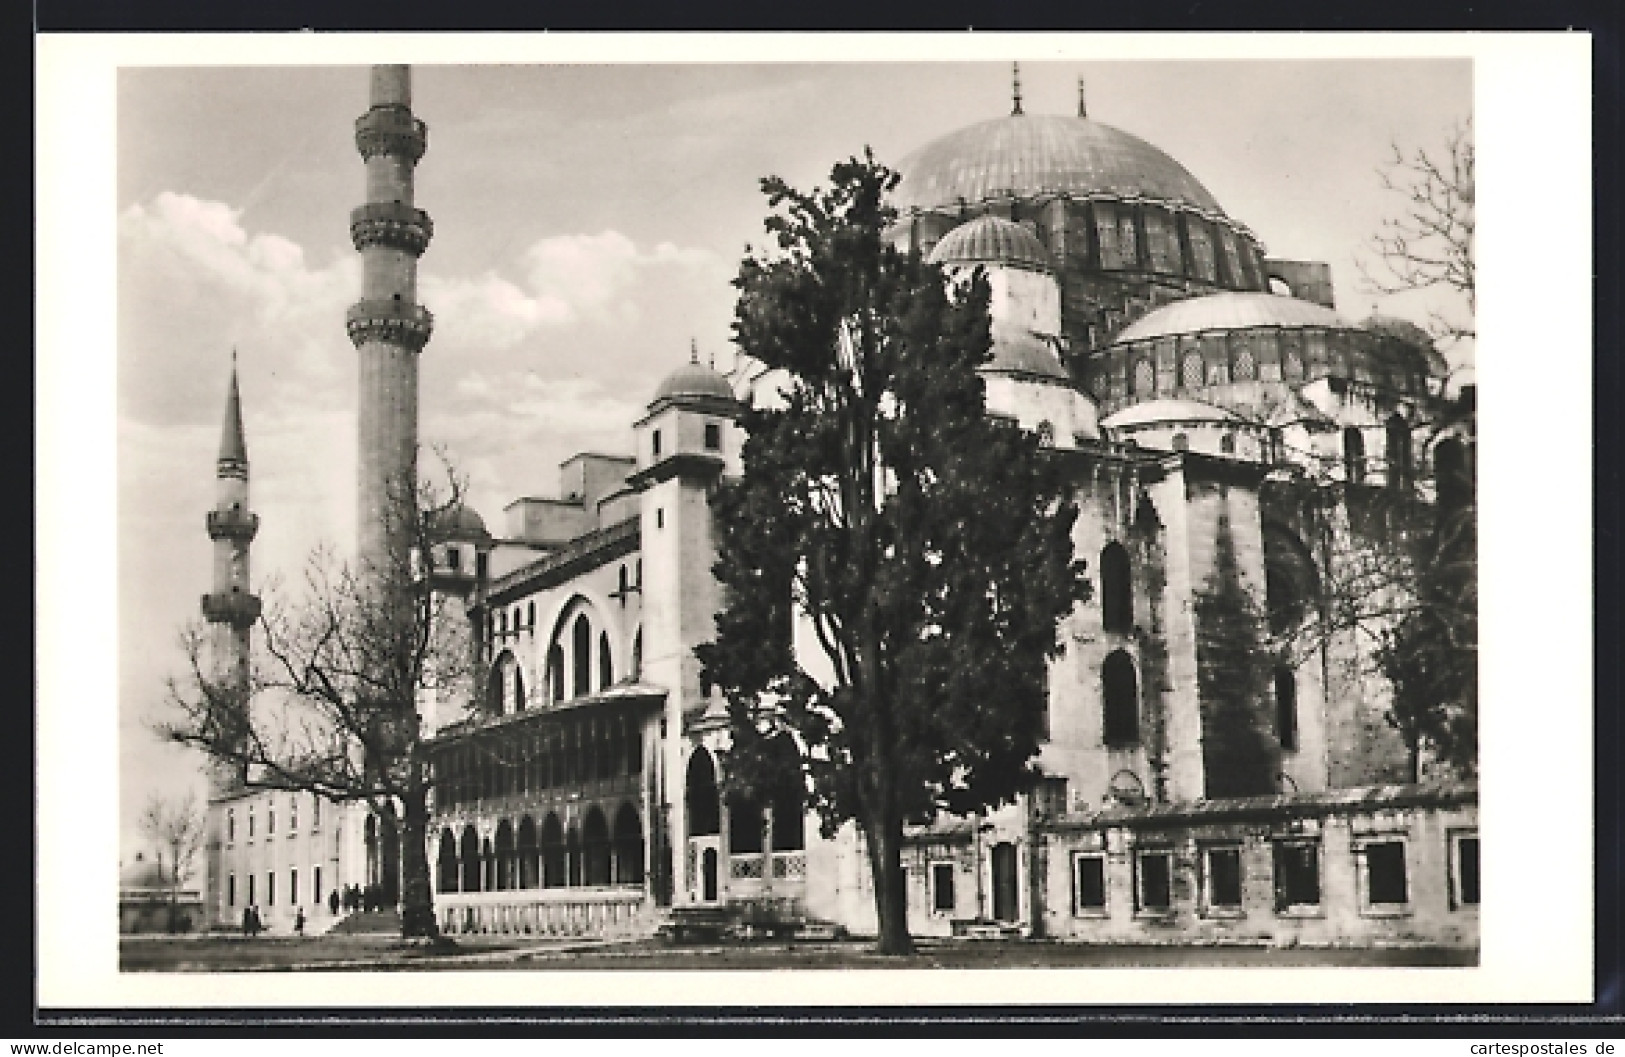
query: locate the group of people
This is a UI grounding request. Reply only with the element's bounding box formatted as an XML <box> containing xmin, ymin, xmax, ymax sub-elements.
<box><xmin>234</xmin><ymin>884</ymin><xmax>389</xmax><ymax>939</ymax></box>
<box><xmin>238</xmin><ymin>904</ymin><xmax>307</xmax><ymax>937</ymax></box>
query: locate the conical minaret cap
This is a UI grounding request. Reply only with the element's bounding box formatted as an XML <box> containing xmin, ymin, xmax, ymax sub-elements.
<box><xmin>218</xmin><ymin>359</ymin><xmax>248</xmax><ymax>467</ymax></box>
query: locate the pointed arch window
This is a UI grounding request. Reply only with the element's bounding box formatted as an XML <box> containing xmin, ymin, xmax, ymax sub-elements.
<box><xmin>572</xmin><ymin>615</ymin><xmax>591</xmax><ymax>699</ymax></box>
<box><xmin>631</xmin><ymin>628</ymin><xmax>643</xmax><ymax>681</ymax></box>
<box><xmin>1343</xmin><ymin>426</ymin><xmax>1366</xmax><ymax>483</ymax></box>
<box><xmin>547</xmin><ymin>644</ymin><xmax>564</xmax><ymax>704</ymax></box>
<box><xmin>598</xmin><ymin>631</ymin><xmax>613</xmax><ymax>690</ymax></box>
<box><xmin>1181</xmin><ymin>352</ymin><xmax>1204</xmax><ymax>390</ymax></box>
<box><xmin>1133</xmin><ymin>358</ymin><xmax>1155</xmax><ymax>396</ymax></box>
<box><xmin>1102</xmin><ymin>649</ymin><xmax>1140</xmax><ymax>747</ymax></box>
<box><xmin>512</xmin><ymin>666</ymin><xmax>526</xmax><ymax>713</ymax></box>
<box><xmin>1100</xmin><ymin>542</ymin><xmax>1133</xmax><ymax>634</ymax></box>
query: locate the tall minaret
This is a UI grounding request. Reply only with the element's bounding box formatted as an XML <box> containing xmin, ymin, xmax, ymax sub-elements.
<box><xmin>200</xmin><ymin>355</ymin><xmax>261</xmax><ymax>794</ymax></box>
<box><xmin>347</xmin><ymin>64</ymin><xmax>433</xmax><ymax>575</ymax></box>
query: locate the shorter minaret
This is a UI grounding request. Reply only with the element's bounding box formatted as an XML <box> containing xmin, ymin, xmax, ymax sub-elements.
<box><xmin>200</xmin><ymin>355</ymin><xmax>261</xmax><ymax>794</ymax></box>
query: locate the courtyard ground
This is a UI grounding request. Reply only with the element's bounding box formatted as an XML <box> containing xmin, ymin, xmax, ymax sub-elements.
<box><xmin>119</xmin><ymin>933</ymin><xmax>1478</xmax><ymax>972</ymax></box>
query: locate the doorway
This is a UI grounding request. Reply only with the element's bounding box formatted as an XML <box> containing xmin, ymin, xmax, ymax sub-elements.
<box><xmin>991</xmin><ymin>841</ymin><xmax>1019</xmax><ymax>923</ymax></box>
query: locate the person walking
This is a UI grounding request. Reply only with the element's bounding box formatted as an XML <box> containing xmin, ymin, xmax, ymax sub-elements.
<box><xmin>294</xmin><ymin>907</ymin><xmax>306</xmax><ymax>936</ymax></box>
<box><xmin>241</xmin><ymin>905</ymin><xmax>252</xmax><ymax>938</ymax></box>
<box><xmin>328</xmin><ymin>889</ymin><xmax>340</xmax><ymax>916</ymax></box>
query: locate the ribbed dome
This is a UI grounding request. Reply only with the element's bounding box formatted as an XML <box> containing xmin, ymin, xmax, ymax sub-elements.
<box><xmin>428</xmin><ymin>503</ymin><xmax>490</xmax><ymax>542</ymax></box>
<box><xmin>895</xmin><ymin>114</ymin><xmax>1227</xmax><ymax>217</ymax></box>
<box><xmin>1111</xmin><ymin>292</ymin><xmax>1350</xmax><ymax>345</ymax></box>
<box><xmin>653</xmin><ymin>361</ymin><xmax>736</xmax><ymax>404</ymax></box>
<box><xmin>929</xmin><ymin>214</ymin><xmax>1052</xmax><ymax>272</ymax></box>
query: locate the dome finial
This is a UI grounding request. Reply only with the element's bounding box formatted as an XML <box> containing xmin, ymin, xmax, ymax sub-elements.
<box><xmin>689</xmin><ymin>338</ymin><xmax>699</xmax><ymax>365</ymax></box>
<box><xmin>1011</xmin><ymin>62</ymin><xmax>1024</xmax><ymax>116</ymax></box>
<box><xmin>1077</xmin><ymin>76</ymin><xmax>1088</xmax><ymax>118</ymax></box>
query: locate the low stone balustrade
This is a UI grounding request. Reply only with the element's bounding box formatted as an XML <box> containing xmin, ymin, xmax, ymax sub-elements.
<box><xmin>436</xmin><ymin>887</ymin><xmax>654</xmax><ymax>939</ymax></box>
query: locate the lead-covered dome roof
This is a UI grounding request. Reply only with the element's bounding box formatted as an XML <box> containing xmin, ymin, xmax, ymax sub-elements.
<box><xmin>894</xmin><ymin>113</ymin><xmax>1228</xmax><ymax>218</ymax></box>
<box><xmin>928</xmin><ymin>214</ymin><xmax>1052</xmax><ymax>272</ymax></box>
<box><xmin>653</xmin><ymin>361</ymin><xmax>736</xmax><ymax>404</ymax></box>
<box><xmin>428</xmin><ymin>503</ymin><xmax>491</xmax><ymax>543</ymax></box>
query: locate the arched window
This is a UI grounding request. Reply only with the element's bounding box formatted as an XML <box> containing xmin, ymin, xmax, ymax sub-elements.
<box><xmin>1036</xmin><ymin>421</ymin><xmax>1055</xmax><ymax>447</ymax></box>
<box><xmin>685</xmin><ymin>749</ymin><xmax>721</xmax><ymax>837</ymax></box>
<box><xmin>583</xmin><ymin>808</ymin><xmax>611</xmax><ymax>886</ymax></box>
<box><xmin>728</xmin><ymin>792</ymin><xmax>764</xmax><ymax>855</ymax></box>
<box><xmin>768</xmin><ymin>736</ymin><xmax>806</xmax><ymax>852</ymax></box>
<box><xmin>498</xmin><ymin>610</ymin><xmax>507</xmax><ymax>636</ymax></box>
<box><xmin>1133</xmin><ymin>358</ymin><xmax>1155</xmax><ymax>396</ymax></box>
<box><xmin>547</xmin><ymin>644</ymin><xmax>564</xmax><ymax>704</ymax></box>
<box><xmin>618</xmin><ymin>565</ymin><xmax>629</xmax><ymax>606</ymax></box>
<box><xmin>1275</xmin><ymin>666</ymin><xmax>1299</xmax><ymax>751</ymax></box>
<box><xmin>436</xmin><ymin>828</ymin><xmax>458</xmax><ymax>893</ymax></box>
<box><xmin>494</xmin><ymin>820</ymin><xmax>515</xmax><ymax>892</ymax></box>
<box><xmin>541</xmin><ymin>813</ymin><xmax>565</xmax><ymax>888</ymax></box>
<box><xmin>1343</xmin><ymin>426</ymin><xmax>1366</xmax><ymax>483</ymax></box>
<box><xmin>1171</xmin><ymin>432</ymin><xmax>1190</xmax><ymax>452</ymax></box>
<box><xmin>631</xmin><ymin>629</ymin><xmax>643</xmax><ymax>681</ymax></box>
<box><xmin>572</xmin><ymin>615</ymin><xmax>592</xmax><ymax>698</ymax></box>
<box><xmin>598</xmin><ymin>631</ymin><xmax>613</xmax><ymax>690</ymax></box>
<box><xmin>459</xmin><ymin>825</ymin><xmax>481</xmax><ymax>894</ymax></box>
<box><xmin>1233</xmin><ymin>349</ymin><xmax>1256</xmax><ymax>381</ymax></box>
<box><xmin>1283</xmin><ymin>349</ymin><xmax>1305</xmax><ymax>381</ymax></box>
<box><xmin>1220</xmin><ymin>431</ymin><xmax>1237</xmax><ymax>454</ymax></box>
<box><xmin>1181</xmin><ymin>352</ymin><xmax>1204</xmax><ymax>390</ymax></box>
<box><xmin>1263</xmin><ymin>524</ymin><xmax>1318</xmax><ymax>637</ymax></box>
<box><xmin>486</xmin><ymin>664</ymin><xmax>504</xmax><ymax>714</ymax></box>
<box><xmin>1102</xmin><ymin>649</ymin><xmax>1140</xmax><ymax>747</ymax></box>
<box><xmin>512</xmin><ymin>667</ymin><xmax>526</xmax><ymax>713</ymax></box>
<box><xmin>527</xmin><ymin>601</ymin><xmax>535</xmax><ymax>632</ymax></box>
<box><xmin>1386</xmin><ymin>413</ymin><xmax>1413</xmax><ymax>489</ymax></box>
<box><xmin>1100</xmin><ymin>542</ymin><xmax>1133</xmax><ymax>634</ymax></box>
<box><xmin>613</xmin><ymin>804</ymin><xmax>645</xmax><ymax>885</ymax></box>
<box><xmin>517</xmin><ymin>816</ymin><xmax>539</xmax><ymax>889</ymax></box>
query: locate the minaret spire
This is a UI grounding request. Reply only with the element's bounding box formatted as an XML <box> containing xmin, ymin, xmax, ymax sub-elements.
<box><xmin>201</xmin><ymin>355</ymin><xmax>261</xmax><ymax>795</ymax></box>
<box><xmin>218</xmin><ymin>351</ymin><xmax>248</xmax><ymax>468</ymax></box>
<box><xmin>1011</xmin><ymin>62</ymin><xmax>1024</xmax><ymax>116</ymax></box>
<box><xmin>348</xmin><ymin>64</ymin><xmax>433</xmax><ymax>575</ymax></box>
<box><xmin>1077</xmin><ymin>76</ymin><xmax>1088</xmax><ymax>119</ymax></box>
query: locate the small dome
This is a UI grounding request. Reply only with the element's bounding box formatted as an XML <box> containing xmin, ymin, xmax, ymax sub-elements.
<box><xmin>895</xmin><ymin>113</ymin><xmax>1228</xmax><ymax>218</ymax></box>
<box><xmin>428</xmin><ymin>503</ymin><xmax>490</xmax><ymax>543</ymax></box>
<box><xmin>120</xmin><ymin>855</ymin><xmax>168</xmax><ymax>889</ymax></box>
<box><xmin>929</xmin><ymin>214</ymin><xmax>1052</xmax><ymax>273</ymax></box>
<box><xmin>1111</xmin><ymin>292</ymin><xmax>1350</xmax><ymax>346</ymax></box>
<box><xmin>653</xmin><ymin>360</ymin><xmax>736</xmax><ymax>404</ymax></box>
<box><xmin>1101</xmin><ymin>398</ymin><xmax>1240</xmax><ymax>430</ymax></box>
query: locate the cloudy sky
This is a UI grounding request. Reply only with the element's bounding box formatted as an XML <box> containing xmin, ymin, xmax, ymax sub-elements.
<box><xmin>103</xmin><ymin>53</ymin><xmax>1481</xmax><ymax>857</ymax></box>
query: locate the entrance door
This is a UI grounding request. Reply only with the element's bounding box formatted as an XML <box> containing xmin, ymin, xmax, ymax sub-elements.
<box><xmin>991</xmin><ymin>842</ymin><xmax>1019</xmax><ymax>922</ymax></box>
<box><xmin>702</xmin><ymin>848</ymin><xmax>719</xmax><ymax>903</ymax></box>
<box><xmin>688</xmin><ymin>836</ymin><xmax>721</xmax><ymax>903</ymax></box>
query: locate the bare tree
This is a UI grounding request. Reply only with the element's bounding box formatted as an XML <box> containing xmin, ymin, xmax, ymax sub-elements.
<box><xmin>1359</xmin><ymin>118</ymin><xmax>1475</xmax><ymax>350</ymax></box>
<box><xmin>139</xmin><ymin>790</ymin><xmax>207</xmax><ymax>933</ymax></box>
<box><xmin>161</xmin><ymin>466</ymin><xmax>481</xmax><ymax>940</ymax></box>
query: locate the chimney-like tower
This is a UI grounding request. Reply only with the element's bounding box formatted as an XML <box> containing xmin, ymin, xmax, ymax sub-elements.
<box><xmin>347</xmin><ymin>64</ymin><xmax>433</xmax><ymax>575</ymax></box>
<box><xmin>200</xmin><ymin>355</ymin><xmax>261</xmax><ymax>794</ymax></box>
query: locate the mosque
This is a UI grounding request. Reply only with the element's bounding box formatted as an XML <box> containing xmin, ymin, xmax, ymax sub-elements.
<box><xmin>200</xmin><ymin>65</ymin><xmax>1478</xmax><ymax>947</ymax></box>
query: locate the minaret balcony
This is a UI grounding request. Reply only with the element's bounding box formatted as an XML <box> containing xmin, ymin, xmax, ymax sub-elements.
<box><xmin>201</xmin><ymin>591</ymin><xmax>262</xmax><ymax>628</ymax></box>
<box><xmin>355</xmin><ymin>107</ymin><xmax>427</xmax><ymax>163</ymax></box>
<box><xmin>346</xmin><ymin>299</ymin><xmax>434</xmax><ymax>352</ymax></box>
<box><xmin>206</xmin><ymin>507</ymin><xmax>260</xmax><ymax>541</ymax></box>
<box><xmin>350</xmin><ymin>202</ymin><xmax>434</xmax><ymax>256</ymax></box>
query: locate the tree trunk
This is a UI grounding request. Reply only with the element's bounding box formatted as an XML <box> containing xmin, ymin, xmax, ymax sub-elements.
<box><xmin>864</xmin><ymin>801</ymin><xmax>914</xmax><ymax>956</ymax></box>
<box><xmin>398</xmin><ymin>781</ymin><xmax>438</xmax><ymax>939</ymax></box>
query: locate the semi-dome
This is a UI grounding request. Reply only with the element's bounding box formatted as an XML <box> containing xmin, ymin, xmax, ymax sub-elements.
<box><xmin>653</xmin><ymin>360</ymin><xmax>736</xmax><ymax>404</ymax></box>
<box><xmin>1110</xmin><ymin>292</ymin><xmax>1349</xmax><ymax>346</ymax></box>
<box><xmin>1101</xmin><ymin>398</ymin><xmax>1240</xmax><ymax>430</ymax></box>
<box><xmin>895</xmin><ymin>113</ymin><xmax>1227</xmax><ymax>218</ymax></box>
<box><xmin>928</xmin><ymin>214</ymin><xmax>1052</xmax><ymax>272</ymax></box>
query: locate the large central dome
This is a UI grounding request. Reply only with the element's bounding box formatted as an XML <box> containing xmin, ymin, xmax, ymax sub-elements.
<box><xmin>893</xmin><ymin>113</ymin><xmax>1226</xmax><ymax>217</ymax></box>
